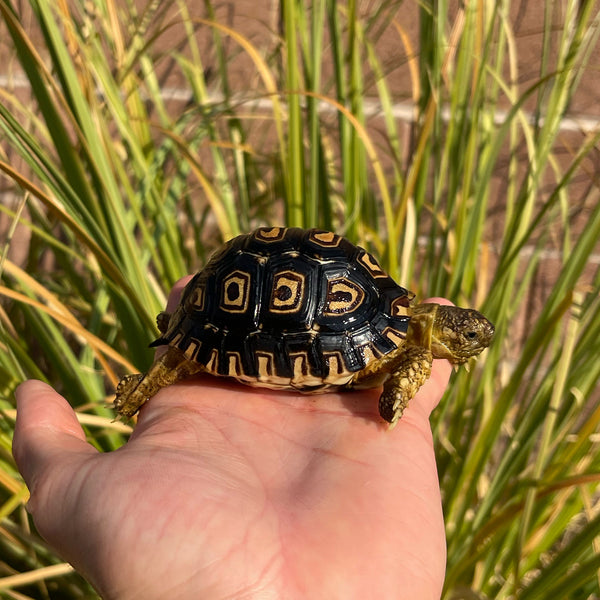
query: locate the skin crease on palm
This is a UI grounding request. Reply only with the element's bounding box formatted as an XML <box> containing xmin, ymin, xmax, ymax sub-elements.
<box><xmin>13</xmin><ymin>277</ymin><xmax>453</xmax><ymax>600</ymax></box>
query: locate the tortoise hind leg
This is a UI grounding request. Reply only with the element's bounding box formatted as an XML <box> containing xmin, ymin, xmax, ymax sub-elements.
<box><xmin>378</xmin><ymin>346</ymin><xmax>433</xmax><ymax>427</ymax></box>
<box><xmin>114</xmin><ymin>347</ymin><xmax>203</xmax><ymax>420</ymax></box>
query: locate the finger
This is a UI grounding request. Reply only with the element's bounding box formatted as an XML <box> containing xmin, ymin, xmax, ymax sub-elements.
<box><xmin>13</xmin><ymin>380</ymin><xmax>96</xmax><ymax>489</ymax></box>
<box><xmin>152</xmin><ymin>276</ymin><xmax>194</xmax><ymax>360</ymax></box>
<box><xmin>425</xmin><ymin>296</ymin><xmax>454</xmax><ymax>307</ymax></box>
<box><xmin>165</xmin><ymin>275</ymin><xmax>193</xmax><ymax>312</ymax></box>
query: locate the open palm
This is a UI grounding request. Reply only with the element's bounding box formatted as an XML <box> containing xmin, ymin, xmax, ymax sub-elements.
<box><xmin>14</xmin><ymin>368</ymin><xmax>449</xmax><ymax>600</ymax></box>
<box><xmin>13</xmin><ymin>287</ymin><xmax>452</xmax><ymax>599</ymax></box>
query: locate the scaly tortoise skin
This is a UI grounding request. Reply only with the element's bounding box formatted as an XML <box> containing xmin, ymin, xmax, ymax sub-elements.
<box><xmin>114</xmin><ymin>227</ymin><xmax>494</xmax><ymax>425</ymax></box>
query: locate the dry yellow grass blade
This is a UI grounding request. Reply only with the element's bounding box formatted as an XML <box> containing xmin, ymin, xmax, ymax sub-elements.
<box><xmin>0</xmin><ymin>260</ymin><xmax>136</xmax><ymax>379</ymax></box>
<box><xmin>160</xmin><ymin>128</ymin><xmax>237</xmax><ymax>241</ymax></box>
<box><xmin>193</xmin><ymin>17</ymin><xmax>286</xmax><ymax>169</ymax></box>
<box><xmin>0</xmin><ymin>563</ymin><xmax>75</xmax><ymax>590</ymax></box>
<box><xmin>291</xmin><ymin>89</ymin><xmax>398</xmax><ymax>273</ymax></box>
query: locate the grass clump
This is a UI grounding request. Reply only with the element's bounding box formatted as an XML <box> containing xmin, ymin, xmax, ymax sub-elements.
<box><xmin>0</xmin><ymin>0</ymin><xmax>598</xmax><ymax>597</ymax></box>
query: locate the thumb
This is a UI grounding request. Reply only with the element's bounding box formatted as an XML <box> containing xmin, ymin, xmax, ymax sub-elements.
<box><xmin>12</xmin><ymin>380</ymin><xmax>96</xmax><ymax>497</ymax></box>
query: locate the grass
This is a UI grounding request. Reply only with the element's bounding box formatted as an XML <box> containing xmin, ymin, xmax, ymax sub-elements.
<box><xmin>0</xmin><ymin>0</ymin><xmax>599</xmax><ymax>597</ymax></box>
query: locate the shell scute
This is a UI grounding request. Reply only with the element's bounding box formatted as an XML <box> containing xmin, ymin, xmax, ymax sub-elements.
<box><xmin>261</xmin><ymin>254</ymin><xmax>319</xmax><ymax>330</ymax></box>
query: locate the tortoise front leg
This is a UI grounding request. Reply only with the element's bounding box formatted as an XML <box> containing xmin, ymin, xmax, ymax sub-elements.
<box><xmin>378</xmin><ymin>345</ymin><xmax>433</xmax><ymax>426</ymax></box>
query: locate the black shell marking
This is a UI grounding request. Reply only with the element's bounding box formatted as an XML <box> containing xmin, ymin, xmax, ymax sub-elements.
<box><xmin>155</xmin><ymin>227</ymin><xmax>412</xmax><ymax>389</ymax></box>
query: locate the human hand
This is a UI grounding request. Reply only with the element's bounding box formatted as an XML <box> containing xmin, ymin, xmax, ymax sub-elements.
<box><xmin>13</xmin><ymin>286</ymin><xmax>452</xmax><ymax>600</ymax></box>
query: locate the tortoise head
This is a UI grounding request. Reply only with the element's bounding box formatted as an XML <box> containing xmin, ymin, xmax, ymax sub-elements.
<box><xmin>409</xmin><ymin>303</ymin><xmax>495</xmax><ymax>365</ymax></box>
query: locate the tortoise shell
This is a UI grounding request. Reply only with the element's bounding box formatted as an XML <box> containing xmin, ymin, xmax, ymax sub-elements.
<box><xmin>115</xmin><ymin>226</ymin><xmax>495</xmax><ymax>423</ymax></box>
<box><xmin>152</xmin><ymin>227</ymin><xmax>413</xmax><ymax>391</ymax></box>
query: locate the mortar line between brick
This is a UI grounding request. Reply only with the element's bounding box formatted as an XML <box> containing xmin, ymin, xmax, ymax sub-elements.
<box><xmin>2</xmin><ymin>75</ymin><xmax>600</xmax><ymax>133</ymax></box>
<box><xmin>161</xmin><ymin>89</ymin><xmax>600</xmax><ymax>133</ymax></box>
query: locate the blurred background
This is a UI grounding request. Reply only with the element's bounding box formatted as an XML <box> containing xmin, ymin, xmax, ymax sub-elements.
<box><xmin>0</xmin><ymin>0</ymin><xmax>599</xmax><ymax>597</ymax></box>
